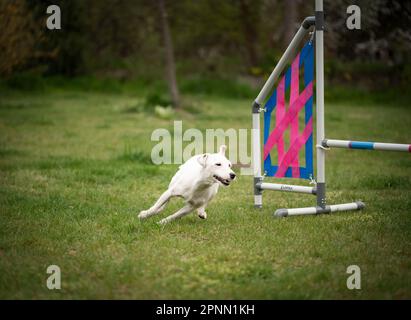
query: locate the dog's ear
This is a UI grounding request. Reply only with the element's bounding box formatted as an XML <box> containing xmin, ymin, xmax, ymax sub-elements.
<box><xmin>219</xmin><ymin>145</ymin><xmax>227</xmax><ymax>155</ymax></box>
<box><xmin>197</xmin><ymin>153</ymin><xmax>209</xmax><ymax>167</ymax></box>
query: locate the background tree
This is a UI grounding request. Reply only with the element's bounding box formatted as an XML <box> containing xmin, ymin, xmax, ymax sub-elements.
<box><xmin>282</xmin><ymin>0</ymin><xmax>298</xmax><ymax>47</ymax></box>
<box><xmin>157</xmin><ymin>0</ymin><xmax>180</xmax><ymax>108</ymax></box>
<box><xmin>238</xmin><ymin>0</ymin><xmax>261</xmax><ymax>67</ymax></box>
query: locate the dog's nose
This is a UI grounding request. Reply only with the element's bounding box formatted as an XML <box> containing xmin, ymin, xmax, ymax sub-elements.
<box><xmin>230</xmin><ymin>173</ymin><xmax>236</xmax><ymax>179</ymax></box>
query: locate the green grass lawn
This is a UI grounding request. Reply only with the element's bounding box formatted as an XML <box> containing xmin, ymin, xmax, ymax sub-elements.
<box><xmin>0</xmin><ymin>88</ymin><xmax>410</xmax><ymax>299</ymax></box>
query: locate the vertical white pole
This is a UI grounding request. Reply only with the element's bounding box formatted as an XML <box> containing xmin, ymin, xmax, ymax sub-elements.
<box><xmin>252</xmin><ymin>110</ymin><xmax>262</xmax><ymax>208</ymax></box>
<box><xmin>315</xmin><ymin>0</ymin><xmax>326</xmax><ymax>208</ymax></box>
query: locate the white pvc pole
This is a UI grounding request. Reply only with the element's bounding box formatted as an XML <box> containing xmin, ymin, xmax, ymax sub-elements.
<box><xmin>252</xmin><ymin>113</ymin><xmax>262</xmax><ymax>207</ymax></box>
<box><xmin>373</xmin><ymin>142</ymin><xmax>410</xmax><ymax>152</ymax></box>
<box><xmin>259</xmin><ymin>182</ymin><xmax>316</xmax><ymax>195</ymax></box>
<box><xmin>329</xmin><ymin>202</ymin><xmax>363</xmax><ymax>212</ymax></box>
<box><xmin>315</xmin><ymin>0</ymin><xmax>326</xmax><ymax>208</ymax></box>
<box><xmin>286</xmin><ymin>207</ymin><xmax>318</xmax><ymax>216</ymax></box>
<box><xmin>324</xmin><ymin>139</ymin><xmax>410</xmax><ymax>152</ymax></box>
<box><xmin>276</xmin><ymin>201</ymin><xmax>365</xmax><ymax>217</ymax></box>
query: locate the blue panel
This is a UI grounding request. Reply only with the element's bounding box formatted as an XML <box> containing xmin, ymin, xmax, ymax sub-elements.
<box><xmin>284</xmin><ymin>67</ymin><xmax>291</xmax><ymax>90</ymax></box>
<box><xmin>303</xmin><ymin>42</ymin><xmax>314</xmax><ymax>180</ymax></box>
<box><xmin>265</xmin><ymin>89</ymin><xmax>277</xmax><ymax>114</ymax></box>
<box><xmin>263</xmin><ymin>90</ymin><xmax>275</xmax><ymax>143</ymax></box>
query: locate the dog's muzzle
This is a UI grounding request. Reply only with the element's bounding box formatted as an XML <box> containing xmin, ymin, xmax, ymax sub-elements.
<box><xmin>213</xmin><ymin>175</ymin><xmax>231</xmax><ymax>186</ymax></box>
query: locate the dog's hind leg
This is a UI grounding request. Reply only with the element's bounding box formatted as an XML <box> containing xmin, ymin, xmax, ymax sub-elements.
<box><xmin>158</xmin><ymin>204</ymin><xmax>194</xmax><ymax>225</ymax></box>
<box><xmin>197</xmin><ymin>206</ymin><xmax>207</xmax><ymax>219</ymax></box>
<box><xmin>138</xmin><ymin>189</ymin><xmax>173</xmax><ymax>220</ymax></box>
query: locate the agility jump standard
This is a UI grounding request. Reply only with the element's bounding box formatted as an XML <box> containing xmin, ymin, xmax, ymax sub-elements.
<box><xmin>251</xmin><ymin>0</ymin><xmax>410</xmax><ymax>217</ymax></box>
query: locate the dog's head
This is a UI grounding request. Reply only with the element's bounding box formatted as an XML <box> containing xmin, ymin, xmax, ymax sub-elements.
<box><xmin>197</xmin><ymin>145</ymin><xmax>236</xmax><ymax>186</ymax></box>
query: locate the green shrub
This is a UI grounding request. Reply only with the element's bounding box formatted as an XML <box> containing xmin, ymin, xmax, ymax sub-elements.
<box><xmin>180</xmin><ymin>76</ymin><xmax>257</xmax><ymax>98</ymax></box>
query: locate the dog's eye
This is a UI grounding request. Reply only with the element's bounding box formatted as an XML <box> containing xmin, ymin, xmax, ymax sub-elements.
<box><xmin>215</xmin><ymin>163</ymin><xmax>222</xmax><ymax>166</ymax></box>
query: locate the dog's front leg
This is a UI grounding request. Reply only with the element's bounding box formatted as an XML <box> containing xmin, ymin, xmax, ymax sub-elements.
<box><xmin>158</xmin><ymin>204</ymin><xmax>194</xmax><ymax>225</ymax></box>
<box><xmin>138</xmin><ymin>189</ymin><xmax>172</xmax><ymax>220</ymax></box>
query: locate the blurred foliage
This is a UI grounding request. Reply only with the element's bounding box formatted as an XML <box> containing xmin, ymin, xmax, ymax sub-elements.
<box><xmin>2</xmin><ymin>73</ymin><xmax>411</xmax><ymax>108</ymax></box>
<box><xmin>0</xmin><ymin>0</ymin><xmax>42</xmax><ymax>75</ymax></box>
<box><xmin>1</xmin><ymin>0</ymin><xmax>411</xmax><ymax>90</ymax></box>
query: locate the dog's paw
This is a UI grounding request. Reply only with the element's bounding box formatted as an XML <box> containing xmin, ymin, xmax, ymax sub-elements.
<box><xmin>137</xmin><ymin>210</ymin><xmax>148</xmax><ymax>220</ymax></box>
<box><xmin>198</xmin><ymin>211</ymin><xmax>207</xmax><ymax>219</ymax></box>
<box><xmin>158</xmin><ymin>218</ymin><xmax>168</xmax><ymax>225</ymax></box>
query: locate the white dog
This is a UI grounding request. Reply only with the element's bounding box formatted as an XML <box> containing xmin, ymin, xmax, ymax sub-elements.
<box><xmin>138</xmin><ymin>145</ymin><xmax>236</xmax><ymax>224</ymax></box>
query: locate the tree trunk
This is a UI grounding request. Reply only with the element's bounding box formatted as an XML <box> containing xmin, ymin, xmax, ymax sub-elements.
<box><xmin>283</xmin><ymin>0</ymin><xmax>298</xmax><ymax>48</ymax></box>
<box><xmin>157</xmin><ymin>0</ymin><xmax>180</xmax><ymax>109</ymax></box>
<box><xmin>239</xmin><ymin>0</ymin><xmax>259</xmax><ymax>67</ymax></box>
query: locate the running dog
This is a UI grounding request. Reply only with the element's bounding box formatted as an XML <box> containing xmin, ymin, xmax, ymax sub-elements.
<box><xmin>138</xmin><ymin>145</ymin><xmax>236</xmax><ymax>224</ymax></box>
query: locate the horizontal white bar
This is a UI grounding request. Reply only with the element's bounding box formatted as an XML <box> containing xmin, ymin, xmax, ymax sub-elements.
<box><xmin>324</xmin><ymin>139</ymin><xmax>350</xmax><ymax>148</ymax></box>
<box><xmin>329</xmin><ymin>202</ymin><xmax>362</xmax><ymax>212</ymax></box>
<box><xmin>259</xmin><ymin>182</ymin><xmax>315</xmax><ymax>195</ymax></box>
<box><xmin>374</xmin><ymin>142</ymin><xmax>410</xmax><ymax>152</ymax></box>
<box><xmin>275</xmin><ymin>201</ymin><xmax>365</xmax><ymax>217</ymax></box>
<box><xmin>287</xmin><ymin>206</ymin><xmax>318</xmax><ymax>216</ymax></box>
<box><xmin>324</xmin><ymin>139</ymin><xmax>410</xmax><ymax>152</ymax></box>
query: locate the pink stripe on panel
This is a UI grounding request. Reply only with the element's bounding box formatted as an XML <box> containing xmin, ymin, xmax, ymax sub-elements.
<box><xmin>275</xmin><ymin>77</ymin><xmax>285</xmax><ymax>162</ymax></box>
<box><xmin>263</xmin><ymin>82</ymin><xmax>313</xmax><ymax>160</ymax></box>
<box><xmin>275</xmin><ymin>117</ymin><xmax>313</xmax><ymax>178</ymax></box>
<box><xmin>290</xmin><ymin>53</ymin><xmax>300</xmax><ymax>177</ymax></box>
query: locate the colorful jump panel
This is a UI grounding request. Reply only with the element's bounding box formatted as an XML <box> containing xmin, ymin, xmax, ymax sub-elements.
<box><xmin>263</xmin><ymin>41</ymin><xmax>314</xmax><ymax>179</ymax></box>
